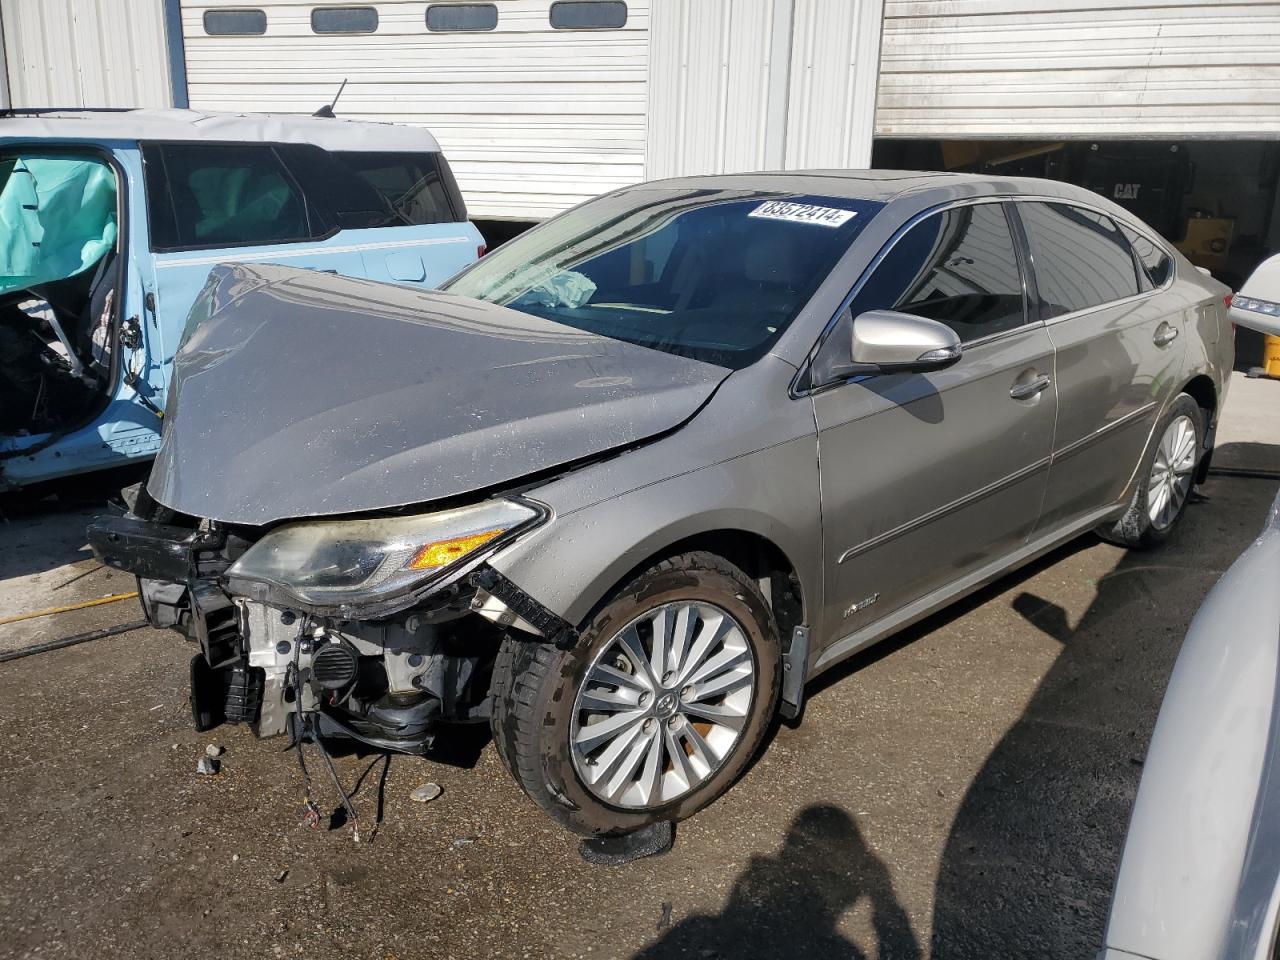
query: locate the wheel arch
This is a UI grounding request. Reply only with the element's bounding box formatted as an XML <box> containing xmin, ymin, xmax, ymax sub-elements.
<box><xmin>1178</xmin><ymin>373</ymin><xmax>1218</xmax><ymax>483</ymax></box>
<box><xmin>581</xmin><ymin>526</ymin><xmax>808</xmax><ymax>644</ymax></box>
<box><xmin>1180</xmin><ymin>373</ymin><xmax>1218</xmax><ymax>425</ymax></box>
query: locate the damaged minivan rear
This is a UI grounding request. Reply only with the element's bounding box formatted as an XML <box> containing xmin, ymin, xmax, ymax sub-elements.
<box><xmin>90</xmin><ymin>172</ymin><xmax>1233</xmax><ymax>839</ymax></box>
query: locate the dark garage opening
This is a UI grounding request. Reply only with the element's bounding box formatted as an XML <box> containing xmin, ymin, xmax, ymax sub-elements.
<box><xmin>873</xmin><ymin>138</ymin><xmax>1280</xmax><ymax>368</ymax></box>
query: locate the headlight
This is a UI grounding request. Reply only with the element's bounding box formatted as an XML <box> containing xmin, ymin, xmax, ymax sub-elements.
<box><xmin>226</xmin><ymin>499</ymin><xmax>543</xmax><ymax>607</ymax></box>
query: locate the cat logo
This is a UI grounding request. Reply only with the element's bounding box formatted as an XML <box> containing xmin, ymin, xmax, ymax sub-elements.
<box><xmin>1114</xmin><ymin>183</ymin><xmax>1141</xmax><ymax>200</ymax></box>
<box><xmin>842</xmin><ymin>593</ymin><xmax>880</xmax><ymax>619</ymax></box>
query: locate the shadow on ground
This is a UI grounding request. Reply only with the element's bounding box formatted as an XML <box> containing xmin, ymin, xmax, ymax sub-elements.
<box><xmin>636</xmin><ymin>804</ymin><xmax>921</xmax><ymax>960</ymax></box>
<box><xmin>929</xmin><ymin>476</ymin><xmax>1278</xmax><ymax>958</ymax></box>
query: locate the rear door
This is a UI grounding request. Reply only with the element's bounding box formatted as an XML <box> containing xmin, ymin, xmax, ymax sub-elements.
<box><xmin>1015</xmin><ymin>201</ymin><xmax>1183</xmax><ymax>533</ymax></box>
<box><xmin>812</xmin><ymin>200</ymin><xmax>1057</xmax><ymax>655</ymax></box>
<box><xmin>141</xmin><ymin>141</ymin><xmax>367</xmax><ymax>382</ymax></box>
<box><xmin>325</xmin><ymin>150</ymin><xmax>483</xmax><ymax>287</ymax></box>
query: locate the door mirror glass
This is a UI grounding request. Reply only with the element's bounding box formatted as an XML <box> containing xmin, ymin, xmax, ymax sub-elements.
<box><xmin>1231</xmin><ymin>253</ymin><xmax>1280</xmax><ymax>337</ymax></box>
<box><xmin>828</xmin><ymin>309</ymin><xmax>962</xmax><ymax>378</ymax></box>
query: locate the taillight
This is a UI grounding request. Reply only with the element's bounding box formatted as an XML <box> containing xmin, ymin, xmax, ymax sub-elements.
<box><xmin>1224</xmin><ymin>293</ymin><xmax>1233</xmax><ymax>309</ymax></box>
<box><xmin>477</xmin><ymin>244</ymin><xmax>487</xmax><ymax>259</ymax></box>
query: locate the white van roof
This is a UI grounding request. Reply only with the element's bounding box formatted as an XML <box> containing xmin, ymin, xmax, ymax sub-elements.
<box><xmin>0</xmin><ymin>108</ymin><xmax>442</xmax><ymax>153</ymax></box>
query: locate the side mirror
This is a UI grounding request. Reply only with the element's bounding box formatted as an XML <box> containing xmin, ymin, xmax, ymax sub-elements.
<box><xmin>829</xmin><ymin>309</ymin><xmax>962</xmax><ymax>379</ymax></box>
<box><xmin>1230</xmin><ymin>253</ymin><xmax>1280</xmax><ymax>338</ymax></box>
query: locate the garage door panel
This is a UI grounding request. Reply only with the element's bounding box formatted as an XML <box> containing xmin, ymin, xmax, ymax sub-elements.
<box><xmin>878</xmin><ymin>1</ymin><xmax>1280</xmax><ymax>138</ymax></box>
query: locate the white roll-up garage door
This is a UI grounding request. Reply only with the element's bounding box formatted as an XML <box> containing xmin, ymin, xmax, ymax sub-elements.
<box><xmin>179</xmin><ymin>0</ymin><xmax>649</xmax><ymax>220</ymax></box>
<box><xmin>876</xmin><ymin>0</ymin><xmax>1280</xmax><ymax>139</ymax></box>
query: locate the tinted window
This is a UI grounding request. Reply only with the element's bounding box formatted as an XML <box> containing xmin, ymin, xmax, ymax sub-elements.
<box><xmin>426</xmin><ymin>3</ymin><xmax>498</xmax><ymax>31</ymax></box>
<box><xmin>143</xmin><ymin>144</ymin><xmax>314</xmax><ymax>250</ymax></box>
<box><xmin>1121</xmin><ymin>224</ymin><xmax>1173</xmax><ymax>289</ymax></box>
<box><xmin>203</xmin><ymin>9</ymin><xmax>267</xmax><ymax>35</ymax></box>
<box><xmin>444</xmin><ymin>190</ymin><xmax>880</xmax><ymax>368</ymax></box>
<box><xmin>329</xmin><ymin>152</ymin><xmax>461</xmax><ymax>225</ymax></box>
<box><xmin>849</xmin><ymin>203</ymin><xmax>1025</xmax><ymax>342</ymax></box>
<box><xmin>550</xmin><ymin>1</ymin><xmax>627</xmax><ymax>29</ymax></box>
<box><xmin>311</xmin><ymin>6</ymin><xmax>378</xmax><ymax>33</ymax></box>
<box><xmin>1020</xmin><ymin>202</ymin><xmax>1142</xmax><ymax>318</ymax></box>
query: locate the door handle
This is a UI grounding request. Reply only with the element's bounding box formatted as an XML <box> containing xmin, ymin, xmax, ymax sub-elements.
<box><xmin>1153</xmin><ymin>324</ymin><xmax>1180</xmax><ymax>347</ymax></box>
<box><xmin>1010</xmin><ymin>374</ymin><xmax>1051</xmax><ymax>401</ymax></box>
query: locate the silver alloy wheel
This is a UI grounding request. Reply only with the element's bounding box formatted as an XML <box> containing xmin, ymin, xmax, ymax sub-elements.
<box><xmin>570</xmin><ymin>601</ymin><xmax>756</xmax><ymax>810</ymax></box>
<box><xmin>1147</xmin><ymin>413</ymin><xmax>1198</xmax><ymax>531</ymax></box>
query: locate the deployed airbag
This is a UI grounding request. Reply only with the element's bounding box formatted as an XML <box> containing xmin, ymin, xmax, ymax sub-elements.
<box><xmin>0</xmin><ymin>156</ymin><xmax>117</xmax><ymax>295</ymax></box>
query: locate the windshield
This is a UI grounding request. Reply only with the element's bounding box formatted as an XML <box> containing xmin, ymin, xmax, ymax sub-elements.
<box><xmin>443</xmin><ymin>187</ymin><xmax>881</xmax><ymax>368</ymax></box>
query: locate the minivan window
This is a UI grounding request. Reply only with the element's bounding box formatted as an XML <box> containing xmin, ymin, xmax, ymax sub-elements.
<box><xmin>330</xmin><ymin>152</ymin><xmax>460</xmax><ymax>225</ymax></box>
<box><xmin>1120</xmin><ymin>224</ymin><xmax>1174</xmax><ymax>289</ymax></box>
<box><xmin>443</xmin><ymin>188</ymin><xmax>880</xmax><ymax>368</ymax></box>
<box><xmin>1020</xmin><ymin>202</ymin><xmax>1142</xmax><ymax>319</ymax></box>
<box><xmin>143</xmin><ymin>143</ymin><xmax>314</xmax><ymax>251</ymax></box>
<box><xmin>848</xmin><ymin>202</ymin><xmax>1026</xmax><ymax>342</ymax></box>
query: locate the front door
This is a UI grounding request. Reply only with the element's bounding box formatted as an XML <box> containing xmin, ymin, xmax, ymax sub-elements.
<box><xmin>812</xmin><ymin>201</ymin><xmax>1057</xmax><ymax>660</ymax></box>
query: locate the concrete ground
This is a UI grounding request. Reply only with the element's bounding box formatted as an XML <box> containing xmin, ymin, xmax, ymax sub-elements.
<box><xmin>0</xmin><ymin>373</ymin><xmax>1277</xmax><ymax>960</ymax></box>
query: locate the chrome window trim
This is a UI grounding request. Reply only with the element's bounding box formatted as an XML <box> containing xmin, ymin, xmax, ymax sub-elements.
<box><xmin>791</xmin><ymin>193</ymin><xmax>1178</xmax><ymax>399</ymax></box>
<box><xmin>792</xmin><ymin>195</ymin><xmax>1030</xmax><ymax>398</ymax></box>
<box><xmin>1013</xmin><ymin>198</ymin><xmax>1173</xmax><ymax>327</ymax></box>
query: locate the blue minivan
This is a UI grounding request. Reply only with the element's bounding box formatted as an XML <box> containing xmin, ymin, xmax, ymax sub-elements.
<box><xmin>0</xmin><ymin>109</ymin><xmax>484</xmax><ymax>488</ymax></box>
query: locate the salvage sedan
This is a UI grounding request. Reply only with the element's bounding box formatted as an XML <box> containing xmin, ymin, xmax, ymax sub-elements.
<box><xmin>91</xmin><ymin>172</ymin><xmax>1233</xmax><ymax>838</ymax></box>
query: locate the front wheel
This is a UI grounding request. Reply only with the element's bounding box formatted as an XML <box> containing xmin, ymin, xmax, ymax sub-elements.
<box><xmin>1099</xmin><ymin>393</ymin><xmax>1204</xmax><ymax>549</ymax></box>
<box><xmin>489</xmin><ymin>551</ymin><xmax>781</xmax><ymax>836</ymax></box>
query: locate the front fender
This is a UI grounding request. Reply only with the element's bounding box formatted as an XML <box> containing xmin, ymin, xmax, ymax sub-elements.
<box><xmin>489</xmin><ymin>432</ymin><xmax>822</xmax><ymax>630</ymax></box>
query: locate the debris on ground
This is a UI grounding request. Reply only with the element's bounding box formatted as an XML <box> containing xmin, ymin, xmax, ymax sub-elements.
<box><xmin>410</xmin><ymin>782</ymin><xmax>442</xmax><ymax>803</ymax></box>
<box><xmin>205</xmin><ymin>743</ymin><xmax>225</xmax><ymax>758</ymax></box>
<box><xmin>195</xmin><ymin>756</ymin><xmax>220</xmax><ymax>776</ymax></box>
<box><xmin>274</xmin><ymin>868</ymin><xmax>289</xmax><ymax>883</ymax></box>
<box><xmin>657</xmin><ymin>901</ymin><xmax>673</xmax><ymax>932</ymax></box>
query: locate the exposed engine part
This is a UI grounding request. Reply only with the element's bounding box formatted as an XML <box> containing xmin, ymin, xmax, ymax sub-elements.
<box><xmin>224</xmin><ymin>662</ymin><xmax>265</xmax><ymax>724</ymax></box>
<box><xmin>119</xmin><ymin>528</ymin><xmax>506</xmax><ymax>756</ymax></box>
<box><xmin>189</xmin><ymin>654</ymin><xmax>264</xmax><ymax>732</ymax></box>
<box><xmin>311</xmin><ymin>638</ymin><xmax>359</xmax><ymax>690</ymax></box>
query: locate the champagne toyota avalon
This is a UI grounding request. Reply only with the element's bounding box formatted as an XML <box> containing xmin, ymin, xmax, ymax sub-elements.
<box><xmin>90</xmin><ymin>171</ymin><xmax>1233</xmax><ymax>838</ymax></box>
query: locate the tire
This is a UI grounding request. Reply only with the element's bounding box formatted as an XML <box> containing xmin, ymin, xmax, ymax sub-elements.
<box><xmin>1099</xmin><ymin>393</ymin><xmax>1204</xmax><ymax>550</ymax></box>
<box><xmin>489</xmin><ymin>551</ymin><xmax>782</xmax><ymax>837</ymax></box>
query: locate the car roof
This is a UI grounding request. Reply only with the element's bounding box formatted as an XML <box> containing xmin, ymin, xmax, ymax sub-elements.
<box><xmin>640</xmin><ymin>169</ymin><xmax>1112</xmax><ymax>208</ymax></box>
<box><xmin>0</xmin><ymin>108</ymin><xmax>441</xmax><ymax>153</ymax></box>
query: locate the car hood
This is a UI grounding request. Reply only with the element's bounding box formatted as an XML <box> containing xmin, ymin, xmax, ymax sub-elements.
<box><xmin>146</xmin><ymin>263</ymin><xmax>728</xmax><ymax>526</ymax></box>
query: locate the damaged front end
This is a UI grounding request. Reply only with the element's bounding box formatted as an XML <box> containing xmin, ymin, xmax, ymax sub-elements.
<box><xmin>88</xmin><ymin>487</ymin><xmax>559</xmax><ymax>756</ymax></box>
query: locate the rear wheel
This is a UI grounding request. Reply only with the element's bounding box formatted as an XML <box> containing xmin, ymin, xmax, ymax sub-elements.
<box><xmin>489</xmin><ymin>551</ymin><xmax>781</xmax><ymax>836</ymax></box>
<box><xmin>1099</xmin><ymin>393</ymin><xmax>1204</xmax><ymax>549</ymax></box>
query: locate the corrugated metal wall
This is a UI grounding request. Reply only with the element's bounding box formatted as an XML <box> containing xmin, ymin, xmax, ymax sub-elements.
<box><xmin>0</xmin><ymin>0</ymin><xmax>172</xmax><ymax>108</ymax></box>
<box><xmin>646</xmin><ymin>0</ymin><xmax>885</xmax><ymax>180</ymax></box>
<box><xmin>877</xmin><ymin>0</ymin><xmax>1280</xmax><ymax>139</ymax></box>
<box><xmin>179</xmin><ymin>0</ymin><xmax>650</xmax><ymax>220</ymax></box>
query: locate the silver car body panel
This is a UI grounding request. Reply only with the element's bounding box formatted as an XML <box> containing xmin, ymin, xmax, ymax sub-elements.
<box><xmin>1101</xmin><ymin>490</ymin><xmax>1280</xmax><ymax>960</ymax></box>
<box><xmin>147</xmin><ymin>263</ymin><xmax>728</xmax><ymax>525</ymax></box>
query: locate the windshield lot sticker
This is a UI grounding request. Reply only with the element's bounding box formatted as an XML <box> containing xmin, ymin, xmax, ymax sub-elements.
<box><xmin>749</xmin><ymin>201</ymin><xmax>856</xmax><ymax>227</ymax></box>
